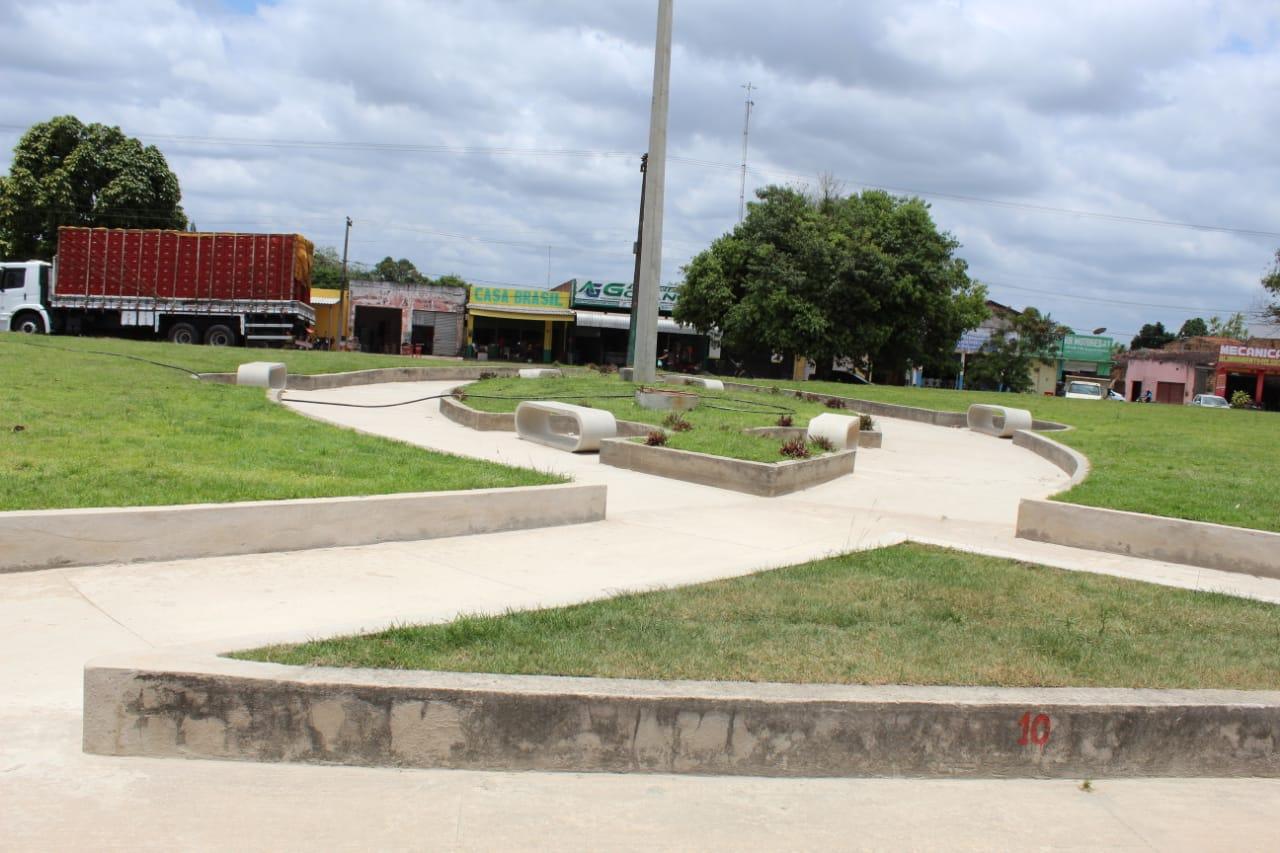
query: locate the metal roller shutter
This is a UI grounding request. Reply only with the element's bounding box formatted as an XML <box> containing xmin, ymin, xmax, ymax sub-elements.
<box><xmin>412</xmin><ymin>310</ymin><xmax>460</xmax><ymax>356</ymax></box>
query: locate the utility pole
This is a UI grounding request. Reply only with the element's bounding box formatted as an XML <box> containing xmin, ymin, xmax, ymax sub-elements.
<box><xmin>627</xmin><ymin>153</ymin><xmax>648</xmax><ymax>365</ymax></box>
<box><xmin>340</xmin><ymin>216</ymin><xmax>353</xmax><ymax>343</ymax></box>
<box><xmin>738</xmin><ymin>82</ymin><xmax>756</xmax><ymax>222</ymax></box>
<box><xmin>632</xmin><ymin>0</ymin><xmax>673</xmax><ymax>383</ymax></box>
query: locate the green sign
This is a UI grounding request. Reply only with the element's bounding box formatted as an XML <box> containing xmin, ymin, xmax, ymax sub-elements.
<box><xmin>1060</xmin><ymin>334</ymin><xmax>1114</xmax><ymax>363</ymax></box>
<box><xmin>573</xmin><ymin>279</ymin><xmax>679</xmax><ymax>313</ymax></box>
<box><xmin>469</xmin><ymin>286</ymin><xmax>569</xmax><ymax>309</ymax></box>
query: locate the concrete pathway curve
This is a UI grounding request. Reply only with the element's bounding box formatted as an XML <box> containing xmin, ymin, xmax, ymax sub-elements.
<box><xmin>3</xmin><ymin>380</ymin><xmax>1278</xmax><ymax>851</ymax></box>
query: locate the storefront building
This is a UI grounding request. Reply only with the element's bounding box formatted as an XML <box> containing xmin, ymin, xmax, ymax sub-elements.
<box><xmin>1215</xmin><ymin>343</ymin><xmax>1280</xmax><ymax>410</ymax></box>
<box><xmin>347</xmin><ymin>280</ymin><xmax>466</xmax><ymax>355</ymax></box>
<box><xmin>1123</xmin><ymin>351</ymin><xmax>1215</xmax><ymax>404</ymax></box>
<box><xmin>1054</xmin><ymin>334</ymin><xmax>1114</xmax><ymax>385</ymax></box>
<box><xmin>466</xmin><ymin>286</ymin><xmax>575</xmax><ymax>363</ymax></box>
<box><xmin>310</xmin><ymin>287</ymin><xmax>349</xmax><ymax>346</ymax></box>
<box><xmin>558</xmin><ymin>278</ymin><xmax>710</xmax><ymax>369</ymax></box>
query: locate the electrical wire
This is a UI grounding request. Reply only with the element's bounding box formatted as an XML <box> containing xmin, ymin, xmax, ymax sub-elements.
<box><xmin>0</xmin><ymin>336</ymin><xmax>203</xmax><ymax>377</ymax></box>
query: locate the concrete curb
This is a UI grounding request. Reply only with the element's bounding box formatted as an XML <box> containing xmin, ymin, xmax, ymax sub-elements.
<box><xmin>83</xmin><ymin>652</ymin><xmax>1280</xmax><ymax>778</ymax></box>
<box><xmin>1012</xmin><ymin>429</ymin><xmax>1090</xmax><ymax>486</ymax></box>
<box><xmin>0</xmin><ymin>483</ymin><xmax>606</xmax><ymax>574</ymax></box>
<box><xmin>1016</xmin><ymin>499</ymin><xmax>1280</xmax><ymax>579</ymax></box>
<box><xmin>439</xmin><ymin>395</ymin><xmax>651</xmax><ymax>439</ymax></box>
<box><xmin>744</xmin><ymin>425</ymin><xmax>883</xmax><ymax>449</ymax></box>
<box><xmin>599</xmin><ymin>438</ymin><xmax>855</xmax><ymax>497</ymax></box>
<box><xmin>200</xmin><ymin>366</ymin><xmax>518</xmax><ymax>390</ymax></box>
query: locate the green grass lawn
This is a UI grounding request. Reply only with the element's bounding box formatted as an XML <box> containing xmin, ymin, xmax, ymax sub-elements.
<box><xmin>458</xmin><ymin>374</ymin><xmax>848</xmax><ymax>462</ymax></box>
<box><xmin>724</xmin><ymin>377</ymin><xmax>1280</xmax><ymax>533</ymax></box>
<box><xmin>0</xmin><ymin>332</ymin><xmax>523</xmax><ymax>375</ymax></box>
<box><xmin>238</xmin><ymin>543</ymin><xmax>1280</xmax><ymax>690</ymax></box>
<box><xmin>0</xmin><ymin>334</ymin><xmax>561</xmax><ymax>510</ymax></box>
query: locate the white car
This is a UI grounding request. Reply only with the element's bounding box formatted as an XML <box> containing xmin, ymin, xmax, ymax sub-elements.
<box><xmin>1064</xmin><ymin>381</ymin><xmax>1104</xmax><ymax>400</ymax></box>
<box><xmin>1189</xmin><ymin>394</ymin><xmax>1230</xmax><ymax>408</ymax></box>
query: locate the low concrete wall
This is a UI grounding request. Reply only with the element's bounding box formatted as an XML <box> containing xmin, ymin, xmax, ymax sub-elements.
<box><xmin>1016</xmin><ymin>500</ymin><xmax>1280</xmax><ymax>580</ymax></box>
<box><xmin>201</xmin><ymin>366</ymin><xmax>518</xmax><ymax>390</ymax></box>
<box><xmin>439</xmin><ymin>394</ymin><xmax>515</xmax><ymax>431</ymax></box>
<box><xmin>1012</xmin><ymin>430</ymin><xmax>1089</xmax><ymax>486</ymax></box>
<box><xmin>599</xmin><ymin>438</ymin><xmax>855</xmax><ymax>497</ymax></box>
<box><xmin>84</xmin><ymin>654</ymin><xmax>1280</xmax><ymax>778</ymax></box>
<box><xmin>744</xmin><ymin>426</ymin><xmax>882</xmax><ymax>449</ymax></box>
<box><xmin>0</xmin><ymin>483</ymin><xmax>606</xmax><ymax>574</ymax></box>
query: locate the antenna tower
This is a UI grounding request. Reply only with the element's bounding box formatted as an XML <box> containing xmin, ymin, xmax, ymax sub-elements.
<box><xmin>738</xmin><ymin>82</ymin><xmax>756</xmax><ymax>222</ymax></box>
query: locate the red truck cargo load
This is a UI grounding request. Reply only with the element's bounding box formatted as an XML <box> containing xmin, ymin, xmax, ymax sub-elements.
<box><xmin>55</xmin><ymin>227</ymin><xmax>313</xmax><ymax>304</ymax></box>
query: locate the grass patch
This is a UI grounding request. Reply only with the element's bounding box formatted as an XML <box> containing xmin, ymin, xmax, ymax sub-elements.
<box><xmin>0</xmin><ymin>334</ymin><xmax>561</xmax><ymax>510</ymax></box>
<box><xmin>458</xmin><ymin>374</ymin><xmax>836</xmax><ymax>463</ymax></box>
<box><xmin>726</xmin><ymin>377</ymin><xmax>1280</xmax><ymax>533</ymax></box>
<box><xmin>238</xmin><ymin>543</ymin><xmax>1280</xmax><ymax>690</ymax></box>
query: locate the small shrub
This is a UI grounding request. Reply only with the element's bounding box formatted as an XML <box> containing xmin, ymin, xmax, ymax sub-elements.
<box><xmin>777</xmin><ymin>414</ymin><xmax>793</xmax><ymax>427</ymax></box>
<box><xmin>645</xmin><ymin>430</ymin><xmax>668</xmax><ymax>446</ymax></box>
<box><xmin>811</xmin><ymin>435</ymin><xmax>835</xmax><ymax>453</ymax></box>
<box><xmin>825</xmin><ymin>397</ymin><xmax>845</xmax><ymax>409</ymax></box>
<box><xmin>451</xmin><ymin>388</ymin><xmax>466</xmax><ymax>400</ymax></box>
<box><xmin>478</xmin><ymin>371</ymin><xmax>497</xmax><ymax>381</ymax></box>
<box><xmin>858</xmin><ymin>413</ymin><xmax>874</xmax><ymax>431</ymax></box>
<box><xmin>1231</xmin><ymin>390</ymin><xmax>1253</xmax><ymax>409</ymax></box>
<box><xmin>780</xmin><ymin>437</ymin><xmax>810</xmax><ymax>459</ymax></box>
<box><xmin>770</xmin><ymin>385</ymin><xmax>781</xmax><ymax>395</ymax></box>
<box><xmin>599</xmin><ymin>363</ymin><xmax>618</xmax><ymax>375</ymax></box>
<box><xmin>585</xmin><ymin>362</ymin><xmax>599</xmax><ymax>372</ymax></box>
<box><xmin>662</xmin><ymin>412</ymin><xmax>693</xmax><ymax>432</ymax></box>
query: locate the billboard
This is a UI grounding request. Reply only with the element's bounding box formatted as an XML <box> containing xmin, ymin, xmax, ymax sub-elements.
<box><xmin>469</xmin><ymin>286</ymin><xmax>569</xmax><ymax>309</ymax></box>
<box><xmin>956</xmin><ymin>328</ymin><xmax>993</xmax><ymax>354</ymax></box>
<box><xmin>573</xmin><ymin>279</ymin><xmax>679</xmax><ymax>313</ymax></box>
<box><xmin>1060</xmin><ymin>334</ymin><xmax>1114</xmax><ymax>363</ymax></box>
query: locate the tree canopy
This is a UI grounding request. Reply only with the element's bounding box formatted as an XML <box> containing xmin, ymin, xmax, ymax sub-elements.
<box><xmin>0</xmin><ymin>115</ymin><xmax>186</xmax><ymax>260</ymax></box>
<box><xmin>966</xmin><ymin>307</ymin><xmax>1068</xmax><ymax>393</ymax></box>
<box><xmin>1206</xmin><ymin>312</ymin><xmax>1248</xmax><ymax>339</ymax></box>
<box><xmin>1177</xmin><ymin>317</ymin><xmax>1208</xmax><ymax>338</ymax></box>
<box><xmin>1266</xmin><ymin>250</ymin><xmax>1280</xmax><ymax>323</ymax></box>
<box><xmin>1130</xmin><ymin>322</ymin><xmax>1175</xmax><ymax>351</ymax></box>
<box><xmin>374</xmin><ymin>256</ymin><xmax>429</xmax><ymax>284</ymax></box>
<box><xmin>674</xmin><ymin>186</ymin><xmax>988</xmax><ymax>377</ymax></box>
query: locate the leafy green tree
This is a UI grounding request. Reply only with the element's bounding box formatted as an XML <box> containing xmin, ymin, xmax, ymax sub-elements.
<box><xmin>1207</xmin><ymin>312</ymin><xmax>1248</xmax><ymax>340</ymax></box>
<box><xmin>312</xmin><ymin>246</ymin><xmax>345</xmax><ymax>288</ymax></box>
<box><xmin>1130</xmin><ymin>322</ymin><xmax>1175</xmax><ymax>350</ymax></box>
<box><xmin>435</xmin><ymin>274</ymin><xmax>468</xmax><ymax>289</ymax></box>
<box><xmin>675</xmin><ymin>186</ymin><xmax>988</xmax><ymax>377</ymax></box>
<box><xmin>374</xmin><ymin>256</ymin><xmax>429</xmax><ymax>283</ymax></box>
<box><xmin>1265</xmin><ymin>250</ymin><xmax>1280</xmax><ymax>322</ymax></box>
<box><xmin>966</xmin><ymin>307</ymin><xmax>1066</xmax><ymax>392</ymax></box>
<box><xmin>0</xmin><ymin>115</ymin><xmax>186</xmax><ymax>259</ymax></box>
<box><xmin>1178</xmin><ymin>317</ymin><xmax>1208</xmax><ymax>338</ymax></box>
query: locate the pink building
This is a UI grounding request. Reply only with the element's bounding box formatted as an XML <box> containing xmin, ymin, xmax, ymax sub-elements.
<box><xmin>1122</xmin><ymin>351</ymin><xmax>1214</xmax><ymax>404</ymax></box>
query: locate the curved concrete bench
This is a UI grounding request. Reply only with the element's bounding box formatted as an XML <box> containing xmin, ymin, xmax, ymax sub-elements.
<box><xmin>807</xmin><ymin>412</ymin><xmax>861</xmax><ymax>450</ymax></box>
<box><xmin>967</xmin><ymin>404</ymin><xmax>1032</xmax><ymax>438</ymax></box>
<box><xmin>516</xmin><ymin>401</ymin><xmax>617</xmax><ymax>452</ymax></box>
<box><xmin>666</xmin><ymin>374</ymin><xmax>725</xmax><ymax>391</ymax></box>
<box><xmin>518</xmin><ymin>368</ymin><xmax>563</xmax><ymax>379</ymax></box>
<box><xmin>236</xmin><ymin>361</ymin><xmax>287</xmax><ymax>390</ymax></box>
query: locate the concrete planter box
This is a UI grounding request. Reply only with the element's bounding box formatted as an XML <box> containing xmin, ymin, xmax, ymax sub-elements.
<box><xmin>0</xmin><ymin>483</ymin><xmax>606</xmax><ymax>574</ymax></box>
<box><xmin>202</xmin><ymin>366</ymin><xmax>518</xmax><ymax>390</ymax></box>
<box><xmin>599</xmin><ymin>438</ymin><xmax>854</xmax><ymax>497</ymax></box>
<box><xmin>84</xmin><ymin>653</ymin><xmax>1280</xmax><ymax>779</ymax></box>
<box><xmin>744</xmin><ymin>426</ymin><xmax>882</xmax><ymax>449</ymax></box>
<box><xmin>439</xmin><ymin>393</ymin><xmax>516</xmax><ymax>431</ymax></box>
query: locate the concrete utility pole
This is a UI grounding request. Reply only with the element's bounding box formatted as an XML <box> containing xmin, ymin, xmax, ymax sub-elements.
<box><xmin>627</xmin><ymin>153</ymin><xmax>648</xmax><ymax>365</ymax></box>
<box><xmin>632</xmin><ymin>0</ymin><xmax>673</xmax><ymax>383</ymax></box>
<box><xmin>340</xmin><ymin>216</ymin><xmax>353</xmax><ymax>342</ymax></box>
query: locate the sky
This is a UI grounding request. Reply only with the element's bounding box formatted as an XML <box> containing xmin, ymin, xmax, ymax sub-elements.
<box><xmin>2</xmin><ymin>0</ymin><xmax>1278</xmax><ymax>344</ymax></box>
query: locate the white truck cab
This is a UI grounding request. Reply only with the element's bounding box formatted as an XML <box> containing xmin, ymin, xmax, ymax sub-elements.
<box><xmin>0</xmin><ymin>260</ymin><xmax>52</xmax><ymax>334</ymax></box>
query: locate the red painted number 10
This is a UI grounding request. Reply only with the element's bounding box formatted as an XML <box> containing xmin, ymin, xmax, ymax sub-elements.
<box><xmin>1018</xmin><ymin>712</ymin><xmax>1052</xmax><ymax>747</ymax></box>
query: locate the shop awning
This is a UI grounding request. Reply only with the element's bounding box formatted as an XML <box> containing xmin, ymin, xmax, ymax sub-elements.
<box><xmin>311</xmin><ymin>296</ymin><xmax>341</xmax><ymax>305</ymax></box>
<box><xmin>574</xmin><ymin>310</ymin><xmax>702</xmax><ymax>336</ymax></box>
<box><xmin>469</xmin><ymin>305</ymin><xmax>576</xmax><ymax>322</ymax></box>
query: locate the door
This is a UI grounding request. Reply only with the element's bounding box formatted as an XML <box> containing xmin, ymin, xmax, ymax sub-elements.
<box><xmin>1155</xmin><ymin>381</ymin><xmax>1184</xmax><ymax>405</ymax></box>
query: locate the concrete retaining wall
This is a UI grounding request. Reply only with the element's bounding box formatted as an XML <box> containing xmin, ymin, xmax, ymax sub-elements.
<box><xmin>599</xmin><ymin>438</ymin><xmax>855</xmax><ymax>497</ymax></box>
<box><xmin>0</xmin><ymin>483</ymin><xmax>606</xmax><ymax>574</ymax></box>
<box><xmin>439</xmin><ymin>394</ymin><xmax>515</xmax><ymax>431</ymax></box>
<box><xmin>1016</xmin><ymin>499</ymin><xmax>1280</xmax><ymax>579</ymax></box>
<box><xmin>1012</xmin><ymin>430</ymin><xmax>1089</xmax><ymax>486</ymax></box>
<box><xmin>744</xmin><ymin>426</ymin><xmax>882</xmax><ymax>449</ymax></box>
<box><xmin>201</xmin><ymin>366</ymin><xmax>517</xmax><ymax>391</ymax></box>
<box><xmin>83</xmin><ymin>654</ymin><xmax>1280</xmax><ymax>778</ymax></box>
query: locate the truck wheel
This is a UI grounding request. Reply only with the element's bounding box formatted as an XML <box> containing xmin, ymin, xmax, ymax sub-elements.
<box><xmin>11</xmin><ymin>312</ymin><xmax>46</xmax><ymax>334</ymax></box>
<box><xmin>167</xmin><ymin>322</ymin><xmax>199</xmax><ymax>345</ymax></box>
<box><xmin>204</xmin><ymin>324</ymin><xmax>236</xmax><ymax>347</ymax></box>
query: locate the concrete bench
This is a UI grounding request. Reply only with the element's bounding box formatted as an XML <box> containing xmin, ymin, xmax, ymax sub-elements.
<box><xmin>806</xmin><ymin>413</ymin><xmax>861</xmax><ymax>450</ymax></box>
<box><xmin>516</xmin><ymin>401</ymin><xmax>617</xmax><ymax>453</ymax></box>
<box><xmin>518</xmin><ymin>368</ymin><xmax>563</xmax><ymax>379</ymax></box>
<box><xmin>666</xmin><ymin>374</ymin><xmax>725</xmax><ymax>391</ymax></box>
<box><xmin>236</xmin><ymin>362</ymin><xmax>287</xmax><ymax>390</ymax></box>
<box><xmin>967</xmin><ymin>404</ymin><xmax>1033</xmax><ymax>438</ymax></box>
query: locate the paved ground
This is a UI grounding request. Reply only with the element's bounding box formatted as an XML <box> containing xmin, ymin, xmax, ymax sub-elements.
<box><xmin>3</xmin><ymin>380</ymin><xmax>1278</xmax><ymax>851</ymax></box>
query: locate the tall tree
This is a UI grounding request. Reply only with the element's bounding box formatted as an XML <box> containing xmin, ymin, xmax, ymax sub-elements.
<box><xmin>0</xmin><ymin>115</ymin><xmax>186</xmax><ymax>259</ymax></box>
<box><xmin>675</xmin><ymin>186</ymin><xmax>988</xmax><ymax>376</ymax></box>
<box><xmin>1207</xmin><ymin>312</ymin><xmax>1248</xmax><ymax>339</ymax></box>
<box><xmin>1177</xmin><ymin>317</ymin><xmax>1208</xmax><ymax>338</ymax></box>
<box><xmin>374</xmin><ymin>256</ymin><xmax>428</xmax><ymax>283</ymax></box>
<box><xmin>1265</xmin><ymin>250</ymin><xmax>1280</xmax><ymax>322</ymax></box>
<box><xmin>312</xmin><ymin>246</ymin><xmax>345</xmax><ymax>288</ymax></box>
<box><xmin>966</xmin><ymin>307</ymin><xmax>1067</xmax><ymax>392</ymax></box>
<box><xmin>1130</xmin><ymin>322</ymin><xmax>1175</xmax><ymax>350</ymax></box>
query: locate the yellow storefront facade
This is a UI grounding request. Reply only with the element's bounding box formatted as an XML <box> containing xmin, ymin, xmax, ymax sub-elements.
<box><xmin>466</xmin><ymin>286</ymin><xmax>575</xmax><ymax>363</ymax></box>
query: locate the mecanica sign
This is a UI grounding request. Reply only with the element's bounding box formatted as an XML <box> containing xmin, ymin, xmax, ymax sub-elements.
<box><xmin>1219</xmin><ymin>344</ymin><xmax>1280</xmax><ymax>368</ymax></box>
<box><xmin>573</xmin><ymin>279</ymin><xmax>679</xmax><ymax>313</ymax></box>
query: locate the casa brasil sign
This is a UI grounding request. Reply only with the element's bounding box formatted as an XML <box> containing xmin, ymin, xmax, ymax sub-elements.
<box><xmin>574</xmin><ymin>279</ymin><xmax>679</xmax><ymax>313</ymax></box>
<box><xmin>1219</xmin><ymin>344</ymin><xmax>1280</xmax><ymax>369</ymax></box>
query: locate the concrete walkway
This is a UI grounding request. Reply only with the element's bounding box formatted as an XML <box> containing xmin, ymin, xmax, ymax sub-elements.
<box><xmin>3</xmin><ymin>380</ymin><xmax>1279</xmax><ymax>850</ymax></box>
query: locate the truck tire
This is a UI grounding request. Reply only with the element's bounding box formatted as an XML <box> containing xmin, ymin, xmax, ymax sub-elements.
<box><xmin>167</xmin><ymin>322</ymin><xmax>199</xmax><ymax>345</ymax></box>
<box><xmin>11</xmin><ymin>312</ymin><xmax>46</xmax><ymax>334</ymax></box>
<box><xmin>204</xmin><ymin>324</ymin><xmax>236</xmax><ymax>347</ymax></box>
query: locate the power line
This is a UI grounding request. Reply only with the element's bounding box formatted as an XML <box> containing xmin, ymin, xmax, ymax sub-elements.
<box><xmin>983</xmin><ymin>278</ymin><xmax>1255</xmax><ymax>314</ymax></box>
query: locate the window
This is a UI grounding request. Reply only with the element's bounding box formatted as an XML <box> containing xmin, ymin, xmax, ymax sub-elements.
<box><xmin>1</xmin><ymin>267</ymin><xmax>26</xmax><ymax>291</ymax></box>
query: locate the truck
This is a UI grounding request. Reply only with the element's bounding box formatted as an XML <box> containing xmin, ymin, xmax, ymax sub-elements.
<box><xmin>0</xmin><ymin>227</ymin><xmax>315</xmax><ymax>346</ymax></box>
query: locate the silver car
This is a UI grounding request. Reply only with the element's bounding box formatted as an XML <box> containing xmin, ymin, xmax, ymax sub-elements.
<box><xmin>1189</xmin><ymin>394</ymin><xmax>1230</xmax><ymax>408</ymax></box>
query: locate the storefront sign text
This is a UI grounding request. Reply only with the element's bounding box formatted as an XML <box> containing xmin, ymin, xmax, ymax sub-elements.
<box><xmin>573</xmin><ymin>279</ymin><xmax>679</xmax><ymax>313</ymax></box>
<box><xmin>1219</xmin><ymin>344</ymin><xmax>1280</xmax><ymax>368</ymax></box>
<box><xmin>469</xmin><ymin>287</ymin><xmax>569</xmax><ymax>309</ymax></box>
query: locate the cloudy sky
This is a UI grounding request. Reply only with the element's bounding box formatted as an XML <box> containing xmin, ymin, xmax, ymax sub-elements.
<box><xmin>2</xmin><ymin>0</ymin><xmax>1278</xmax><ymax>342</ymax></box>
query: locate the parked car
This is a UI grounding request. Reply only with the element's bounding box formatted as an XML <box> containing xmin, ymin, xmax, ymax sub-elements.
<box><xmin>1107</xmin><ymin>389</ymin><xmax>1124</xmax><ymax>401</ymax></box>
<box><xmin>1064</xmin><ymin>381</ymin><xmax>1104</xmax><ymax>400</ymax></box>
<box><xmin>1189</xmin><ymin>394</ymin><xmax>1230</xmax><ymax>408</ymax></box>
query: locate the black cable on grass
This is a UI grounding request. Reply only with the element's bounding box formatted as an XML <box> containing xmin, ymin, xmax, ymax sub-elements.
<box><xmin>279</xmin><ymin>392</ymin><xmax>457</xmax><ymax>409</ymax></box>
<box><xmin>0</xmin><ymin>336</ymin><xmax>203</xmax><ymax>377</ymax></box>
